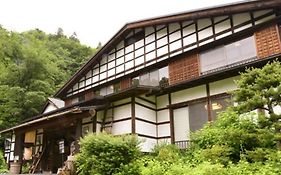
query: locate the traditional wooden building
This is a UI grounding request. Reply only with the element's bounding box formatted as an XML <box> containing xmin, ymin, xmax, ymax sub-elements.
<box><xmin>1</xmin><ymin>0</ymin><xmax>281</xmax><ymax>173</ymax></box>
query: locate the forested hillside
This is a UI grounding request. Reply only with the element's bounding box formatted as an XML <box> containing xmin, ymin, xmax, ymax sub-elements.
<box><xmin>0</xmin><ymin>26</ymin><xmax>97</xmax><ymax>130</ymax></box>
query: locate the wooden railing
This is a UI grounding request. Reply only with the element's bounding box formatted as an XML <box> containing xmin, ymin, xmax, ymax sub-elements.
<box><xmin>175</xmin><ymin>140</ymin><xmax>189</xmax><ymax>149</ymax></box>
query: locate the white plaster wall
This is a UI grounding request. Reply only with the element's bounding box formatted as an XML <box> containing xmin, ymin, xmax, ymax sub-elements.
<box><xmin>157</xmin><ymin>124</ymin><xmax>170</xmax><ymax>137</ymax></box>
<box><xmin>254</xmin><ymin>10</ymin><xmax>274</xmax><ymax>25</ymax></box>
<box><xmin>82</xmin><ymin>116</ymin><xmax>92</xmax><ymax>124</ymax></box>
<box><xmin>82</xmin><ymin>123</ymin><xmax>93</xmax><ymax>137</ymax></box>
<box><xmin>157</xmin><ymin>95</ymin><xmax>169</xmax><ymax>109</ymax></box>
<box><xmin>169</xmin><ymin>40</ymin><xmax>182</xmax><ymax>52</ymax></box>
<box><xmin>136</xmin><ymin>98</ymin><xmax>156</xmax><ymax>109</ymax></box>
<box><xmin>138</xmin><ymin>136</ymin><xmax>157</xmax><ymax>152</ymax></box>
<box><xmin>169</xmin><ymin>23</ymin><xmax>180</xmax><ymax>33</ymax></box>
<box><xmin>173</xmin><ymin>107</ymin><xmax>190</xmax><ymax>141</ymax></box>
<box><xmin>43</xmin><ymin>104</ymin><xmax>57</xmax><ymax>114</ymax></box>
<box><xmin>198</xmin><ymin>27</ymin><xmax>213</xmax><ymax>41</ymax></box>
<box><xmin>157</xmin><ymin>110</ymin><xmax>169</xmax><ymax>123</ymax></box>
<box><xmin>233</xmin><ymin>13</ymin><xmax>252</xmax><ymax>33</ymax></box>
<box><xmin>171</xmin><ymin>85</ymin><xmax>206</xmax><ymax>104</ymax></box>
<box><xmin>139</xmin><ymin>95</ymin><xmax>156</xmax><ymax>103</ymax></box>
<box><xmin>114</xmin><ymin>104</ymin><xmax>131</xmax><ymax>120</ymax></box>
<box><xmin>136</xmin><ymin>120</ymin><xmax>157</xmax><ymax>137</ymax></box>
<box><xmin>96</xmin><ymin>111</ymin><xmax>104</xmax><ymax>122</ymax></box>
<box><xmin>111</xmin><ymin>120</ymin><xmax>131</xmax><ymax>135</ymax></box>
<box><xmin>157</xmin><ymin>46</ymin><xmax>169</xmax><ymax>57</ymax></box>
<box><xmin>209</xmin><ymin>76</ymin><xmax>240</xmax><ymax>96</ymax></box>
<box><xmin>158</xmin><ymin>138</ymin><xmax>171</xmax><ymax>144</ymax></box>
<box><xmin>135</xmin><ymin>104</ymin><xmax>156</xmax><ymax>122</ymax></box>
<box><xmin>96</xmin><ymin>123</ymin><xmax>101</xmax><ymax>133</ymax></box>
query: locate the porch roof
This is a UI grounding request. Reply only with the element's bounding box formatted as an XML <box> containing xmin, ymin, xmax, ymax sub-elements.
<box><xmin>0</xmin><ymin>85</ymin><xmax>156</xmax><ymax>134</ymax></box>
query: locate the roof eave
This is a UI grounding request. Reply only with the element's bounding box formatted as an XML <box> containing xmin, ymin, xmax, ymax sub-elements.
<box><xmin>54</xmin><ymin>0</ymin><xmax>281</xmax><ymax>98</ymax></box>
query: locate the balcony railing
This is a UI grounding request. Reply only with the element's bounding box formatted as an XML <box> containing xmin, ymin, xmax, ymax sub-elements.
<box><xmin>175</xmin><ymin>140</ymin><xmax>189</xmax><ymax>149</ymax></box>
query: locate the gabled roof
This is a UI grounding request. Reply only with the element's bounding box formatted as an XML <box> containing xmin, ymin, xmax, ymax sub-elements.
<box><xmin>48</xmin><ymin>97</ymin><xmax>65</xmax><ymax>109</ymax></box>
<box><xmin>54</xmin><ymin>0</ymin><xmax>281</xmax><ymax>98</ymax></box>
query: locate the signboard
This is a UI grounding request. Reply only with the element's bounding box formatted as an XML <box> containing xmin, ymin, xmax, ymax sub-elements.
<box><xmin>59</xmin><ymin>140</ymin><xmax>64</xmax><ymax>154</ymax></box>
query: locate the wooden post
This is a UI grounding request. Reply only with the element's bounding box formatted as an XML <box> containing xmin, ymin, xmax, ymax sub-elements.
<box><xmin>75</xmin><ymin>119</ymin><xmax>82</xmax><ymax>153</ymax></box>
<box><xmin>131</xmin><ymin>97</ymin><xmax>136</xmax><ymax>134</ymax></box>
<box><xmin>168</xmin><ymin>93</ymin><xmax>175</xmax><ymax>144</ymax></box>
<box><xmin>14</xmin><ymin>131</ymin><xmax>23</xmax><ymax>163</ymax></box>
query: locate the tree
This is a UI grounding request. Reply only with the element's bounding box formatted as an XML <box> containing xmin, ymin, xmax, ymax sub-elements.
<box><xmin>0</xmin><ymin>26</ymin><xmax>96</xmax><ymax>129</ymax></box>
<box><xmin>233</xmin><ymin>61</ymin><xmax>281</xmax><ymax>148</ymax></box>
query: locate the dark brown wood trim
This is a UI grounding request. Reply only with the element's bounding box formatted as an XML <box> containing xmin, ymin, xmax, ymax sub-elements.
<box><xmin>56</xmin><ymin>1</ymin><xmax>281</xmax><ymax>98</ymax></box>
<box><xmin>211</xmin><ymin>17</ymin><xmax>216</xmax><ymax>41</ymax></box>
<box><xmin>132</xmin><ymin>97</ymin><xmax>136</xmax><ymax>134</ymax></box>
<box><xmin>136</xmin><ymin>96</ymin><xmax>156</xmax><ymax>105</ymax></box>
<box><xmin>156</xmin><ymin>107</ymin><xmax>169</xmax><ymax>111</ymax></box>
<box><xmin>82</xmin><ymin>121</ymin><xmax>93</xmax><ymax>125</ymax></box>
<box><xmin>93</xmin><ymin>114</ymin><xmax>97</xmax><ymax>133</ymax></box>
<box><xmin>135</xmin><ymin>102</ymin><xmax>156</xmax><ymax>111</ymax></box>
<box><xmin>103</xmin><ymin>117</ymin><xmax>132</xmax><ymax>125</ymax></box>
<box><xmin>206</xmin><ymin>84</ymin><xmax>212</xmax><ymax>121</ymax></box>
<box><xmin>169</xmin><ymin>92</ymin><xmax>230</xmax><ymax>109</ymax></box>
<box><xmin>112</xmin><ymin>101</ymin><xmax>132</xmax><ymax>109</ymax></box>
<box><xmin>14</xmin><ymin>132</ymin><xmax>23</xmax><ymax>163</ymax></box>
<box><xmin>158</xmin><ymin>136</ymin><xmax>171</xmax><ymax>139</ymax></box>
<box><xmin>168</xmin><ymin>93</ymin><xmax>175</xmax><ymax>144</ymax></box>
<box><xmin>136</xmin><ymin>117</ymin><xmax>156</xmax><ymax>125</ymax></box>
<box><xmin>75</xmin><ymin>118</ymin><xmax>82</xmax><ymax>152</ymax></box>
<box><xmin>65</xmin><ymin>14</ymin><xmax>280</xmax><ymax>100</ymax></box>
<box><xmin>137</xmin><ymin>133</ymin><xmax>157</xmax><ymax>140</ymax></box>
<box><xmin>137</xmin><ymin>134</ymin><xmax>171</xmax><ymax>140</ymax></box>
<box><xmin>230</xmin><ymin>14</ymin><xmax>234</xmax><ymax>34</ymax></box>
<box><xmin>158</xmin><ymin>121</ymin><xmax>170</xmax><ymax>125</ymax></box>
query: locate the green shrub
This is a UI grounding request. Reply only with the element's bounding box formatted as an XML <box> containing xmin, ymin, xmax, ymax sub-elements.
<box><xmin>75</xmin><ymin>133</ymin><xmax>140</xmax><ymax>175</ymax></box>
<box><xmin>191</xmin><ymin>109</ymin><xmax>276</xmax><ymax>163</ymax></box>
<box><xmin>0</xmin><ymin>151</ymin><xmax>8</xmax><ymax>173</ymax></box>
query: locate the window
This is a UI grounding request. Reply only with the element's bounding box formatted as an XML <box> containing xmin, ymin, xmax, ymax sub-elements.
<box><xmin>99</xmin><ymin>85</ymin><xmax>115</xmax><ymax>96</ymax></box>
<box><xmin>210</xmin><ymin>96</ymin><xmax>231</xmax><ymax>120</ymax></box>
<box><xmin>200</xmin><ymin>36</ymin><xmax>257</xmax><ymax>73</ymax></box>
<box><xmin>188</xmin><ymin>101</ymin><xmax>208</xmax><ymax>132</ymax></box>
<box><xmin>133</xmin><ymin>66</ymin><xmax>169</xmax><ymax>87</ymax></box>
<box><xmin>159</xmin><ymin>67</ymin><xmax>169</xmax><ymax>87</ymax></box>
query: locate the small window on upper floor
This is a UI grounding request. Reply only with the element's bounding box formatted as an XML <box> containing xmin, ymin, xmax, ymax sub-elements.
<box><xmin>114</xmin><ymin>82</ymin><xmax>121</xmax><ymax>93</ymax></box>
<box><xmin>200</xmin><ymin>36</ymin><xmax>257</xmax><ymax>74</ymax></box>
<box><xmin>99</xmin><ymin>85</ymin><xmax>114</xmax><ymax>96</ymax></box>
<box><xmin>132</xmin><ymin>66</ymin><xmax>169</xmax><ymax>87</ymax></box>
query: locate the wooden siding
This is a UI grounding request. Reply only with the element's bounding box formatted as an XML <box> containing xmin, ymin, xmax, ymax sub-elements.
<box><xmin>120</xmin><ymin>78</ymin><xmax>131</xmax><ymax>90</ymax></box>
<box><xmin>169</xmin><ymin>53</ymin><xmax>199</xmax><ymax>85</ymax></box>
<box><xmin>255</xmin><ymin>24</ymin><xmax>281</xmax><ymax>59</ymax></box>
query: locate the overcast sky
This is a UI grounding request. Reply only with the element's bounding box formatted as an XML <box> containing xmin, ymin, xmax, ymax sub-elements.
<box><xmin>0</xmin><ymin>0</ymin><xmax>243</xmax><ymax>47</ymax></box>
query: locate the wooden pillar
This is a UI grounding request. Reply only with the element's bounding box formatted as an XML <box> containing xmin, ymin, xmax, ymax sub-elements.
<box><xmin>93</xmin><ymin>114</ymin><xmax>97</xmax><ymax>133</ymax></box>
<box><xmin>206</xmin><ymin>84</ymin><xmax>212</xmax><ymax>121</ymax></box>
<box><xmin>168</xmin><ymin>93</ymin><xmax>175</xmax><ymax>144</ymax></box>
<box><xmin>14</xmin><ymin>131</ymin><xmax>23</xmax><ymax>163</ymax></box>
<box><xmin>75</xmin><ymin>119</ymin><xmax>82</xmax><ymax>153</ymax></box>
<box><xmin>131</xmin><ymin>97</ymin><xmax>136</xmax><ymax>134</ymax></box>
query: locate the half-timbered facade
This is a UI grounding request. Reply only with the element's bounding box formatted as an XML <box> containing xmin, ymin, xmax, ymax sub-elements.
<box><xmin>2</xmin><ymin>0</ymin><xmax>281</xmax><ymax>173</ymax></box>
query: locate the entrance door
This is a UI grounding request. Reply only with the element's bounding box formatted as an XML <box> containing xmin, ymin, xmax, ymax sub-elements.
<box><xmin>173</xmin><ymin>107</ymin><xmax>190</xmax><ymax>148</ymax></box>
